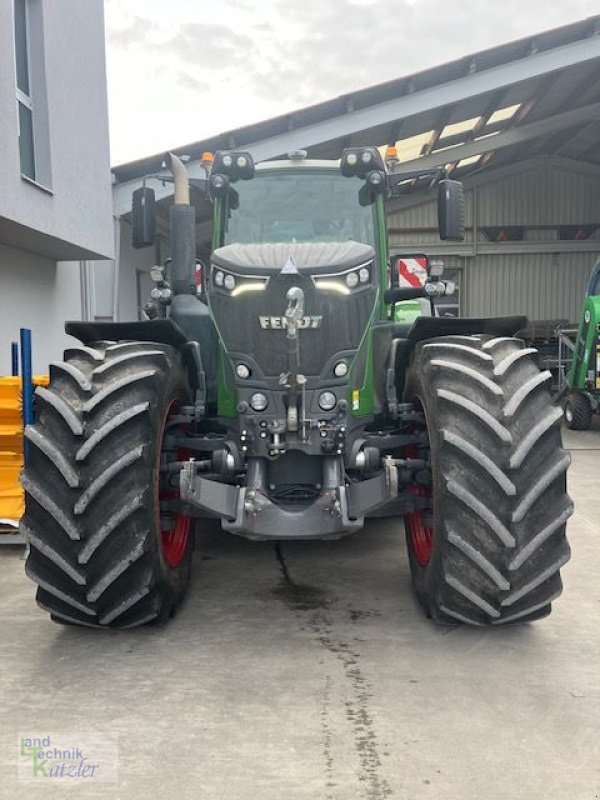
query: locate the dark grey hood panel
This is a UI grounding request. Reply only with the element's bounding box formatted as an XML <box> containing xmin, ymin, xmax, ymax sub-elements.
<box><xmin>212</xmin><ymin>240</ymin><xmax>375</xmax><ymax>275</ymax></box>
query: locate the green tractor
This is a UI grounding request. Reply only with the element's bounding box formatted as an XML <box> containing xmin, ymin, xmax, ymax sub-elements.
<box><xmin>21</xmin><ymin>148</ymin><xmax>572</xmax><ymax>628</ymax></box>
<box><xmin>563</xmin><ymin>260</ymin><xmax>600</xmax><ymax>430</ymax></box>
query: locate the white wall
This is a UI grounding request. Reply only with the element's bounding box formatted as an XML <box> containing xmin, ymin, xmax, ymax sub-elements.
<box><xmin>116</xmin><ymin>219</ymin><xmax>157</xmax><ymax>322</ymax></box>
<box><xmin>0</xmin><ymin>245</ymin><xmax>82</xmax><ymax>375</ymax></box>
<box><xmin>0</xmin><ymin>0</ymin><xmax>113</xmax><ymax>260</ymax></box>
<box><xmin>0</xmin><ymin>218</ymin><xmax>160</xmax><ymax>377</ymax></box>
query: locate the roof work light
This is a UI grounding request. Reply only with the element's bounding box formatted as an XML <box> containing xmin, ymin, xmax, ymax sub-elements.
<box><xmin>340</xmin><ymin>147</ymin><xmax>385</xmax><ymax>178</ymax></box>
<box><xmin>212</xmin><ymin>150</ymin><xmax>255</xmax><ymax>181</ymax></box>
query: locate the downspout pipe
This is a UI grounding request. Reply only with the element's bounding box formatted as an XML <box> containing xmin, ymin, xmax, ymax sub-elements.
<box><xmin>20</xmin><ymin>328</ymin><xmax>33</xmax><ymax>463</ymax></box>
<box><xmin>169</xmin><ymin>152</ymin><xmax>196</xmax><ymax>295</ymax></box>
<box><xmin>11</xmin><ymin>342</ymin><xmax>18</xmax><ymax>376</ymax></box>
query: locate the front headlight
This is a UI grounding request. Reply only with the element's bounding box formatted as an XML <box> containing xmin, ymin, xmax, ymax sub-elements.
<box><xmin>211</xmin><ymin>266</ymin><xmax>268</xmax><ymax>296</ymax></box>
<box><xmin>250</xmin><ymin>392</ymin><xmax>268</xmax><ymax>412</ymax></box>
<box><xmin>315</xmin><ymin>260</ymin><xmax>373</xmax><ymax>295</ymax></box>
<box><xmin>318</xmin><ymin>391</ymin><xmax>337</xmax><ymax>411</ymax></box>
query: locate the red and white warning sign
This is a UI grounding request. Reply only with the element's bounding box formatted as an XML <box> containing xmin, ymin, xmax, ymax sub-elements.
<box><xmin>396</xmin><ymin>257</ymin><xmax>428</xmax><ymax>288</ymax></box>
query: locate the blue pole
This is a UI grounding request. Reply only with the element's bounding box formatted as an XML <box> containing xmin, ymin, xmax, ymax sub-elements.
<box><xmin>11</xmin><ymin>342</ymin><xmax>19</xmax><ymax>376</ymax></box>
<box><xmin>20</xmin><ymin>328</ymin><xmax>34</xmax><ymax>463</ymax></box>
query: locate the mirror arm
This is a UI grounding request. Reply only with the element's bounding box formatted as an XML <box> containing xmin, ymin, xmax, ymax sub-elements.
<box><xmin>384</xmin><ymin>286</ymin><xmax>426</xmax><ymax>304</ymax></box>
<box><xmin>388</xmin><ymin>167</ymin><xmax>445</xmax><ymax>188</ymax></box>
<box><xmin>384</xmin><ymin>281</ymin><xmax>452</xmax><ymax>305</ymax></box>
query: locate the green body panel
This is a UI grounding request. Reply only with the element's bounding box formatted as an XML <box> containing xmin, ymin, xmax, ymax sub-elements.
<box><xmin>349</xmin><ymin>194</ymin><xmax>387</xmax><ymax>416</ymax></box>
<box><xmin>211</xmin><ymin>198</ymin><xmax>224</xmax><ymax>251</ymax></box>
<box><xmin>393</xmin><ymin>301</ymin><xmax>424</xmax><ymax>325</ymax></box>
<box><xmin>217</xmin><ymin>344</ymin><xmax>237</xmax><ymax>417</ymax></box>
<box><xmin>349</xmin><ymin>305</ymin><xmax>377</xmax><ymax>417</ymax></box>
<box><xmin>568</xmin><ymin>294</ymin><xmax>600</xmax><ymax>390</ymax></box>
<box><xmin>374</xmin><ymin>194</ymin><xmax>389</xmax><ymax>321</ymax></box>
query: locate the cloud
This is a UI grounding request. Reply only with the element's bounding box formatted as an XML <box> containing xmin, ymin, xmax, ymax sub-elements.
<box><xmin>243</xmin><ymin>0</ymin><xmax>590</xmax><ymax>106</ymax></box>
<box><xmin>171</xmin><ymin>23</ymin><xmax>255</xmax><ymax>68</ymax></box>
<box><xmin>176</xmin><ymin>71</ymin><xmax>210</xmax><ymax>93</ymax></box>
<box><xmin>106</xmin><ymin>15</ymin><xmax>156</xmax><ymax>49</ymax></box>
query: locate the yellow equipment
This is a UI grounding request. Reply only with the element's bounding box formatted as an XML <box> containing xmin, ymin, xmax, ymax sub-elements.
<box><xmin>0</xmin><ymin>375</ymin><xmax>48</xmax><ymax>531</ymax></box>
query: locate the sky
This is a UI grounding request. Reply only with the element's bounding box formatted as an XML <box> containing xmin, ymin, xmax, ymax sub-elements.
<box><xmin>104</xmin><ymin>0</ymin><xmax>598</xmax><ymax>166</ymax></box>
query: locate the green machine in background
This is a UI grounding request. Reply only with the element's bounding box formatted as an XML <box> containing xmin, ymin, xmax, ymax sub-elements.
<box><xmin>564</xmin><ymin>260</ymin><xmax>600</xmax><ymax>430</ymax></box>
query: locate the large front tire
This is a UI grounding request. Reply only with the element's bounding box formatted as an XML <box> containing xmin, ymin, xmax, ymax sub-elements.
<box><xmin>403</xmin><ymin>335</ymin><xmax>572</xmax><ymax>626</ymax></box>
<box><xmin>22</xmin><ymin>341</ymin><xmax>194</xmax><ymax>629</ymax></box>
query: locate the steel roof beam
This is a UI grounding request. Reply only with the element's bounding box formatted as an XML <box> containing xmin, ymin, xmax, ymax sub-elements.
<box><xmin>555</xmin><ymin>119</ymin><xmax>600</xmax><ymax>157</ymax></box>
<box><xmin>515</xmin><ymin>64</ymin><xmax>600</xmax><ymax>160</ymax></box>
<box><xmin>392</xmin><ymin>101</ymin><xmax>600</xmax><ymax>172</ymax></box>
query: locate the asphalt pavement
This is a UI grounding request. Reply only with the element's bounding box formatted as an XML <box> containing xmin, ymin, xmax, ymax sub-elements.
<box><xmin>0</xmin><ymin>427</ymin><xmax>598</xmax><ymax>799</ymax></box>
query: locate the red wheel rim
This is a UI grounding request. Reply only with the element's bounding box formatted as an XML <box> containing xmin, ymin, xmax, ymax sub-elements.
<box><xmin>405</xmin><ymin>443</ymin><xmax>433</xmax><ymax>567</ymax></box>
<box><xmin>157</xmin><ymin>403</ymin><xmax>192</xmax><ymax>568</ymax></box>
<box><xmin>160</xmin><ymin>499</ymin><xmax>192</xmax><ymax>568</ymax></box>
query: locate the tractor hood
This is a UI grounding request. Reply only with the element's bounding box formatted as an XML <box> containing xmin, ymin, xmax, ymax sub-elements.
<box><xmin>211</xmin><ymin>240</ymin><xmax>375</xmax><ymax>276</ymax></box>
<box><xmin>208</xmin><ymin>241</ymin><xmax>378</xmax><ymax>380</ymax></box>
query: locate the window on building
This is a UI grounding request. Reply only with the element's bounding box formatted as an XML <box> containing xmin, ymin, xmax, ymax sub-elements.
<box><xmin>14</xmin><ymin>0</ymin><xmax>36</xmax><ymax>180</ymax></box>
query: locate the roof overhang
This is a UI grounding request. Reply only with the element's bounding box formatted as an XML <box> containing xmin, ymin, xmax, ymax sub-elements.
<box><xmin>0</xmin><ymin>216</ymin><xmax>114</xmax><ymax>261</ymax></box>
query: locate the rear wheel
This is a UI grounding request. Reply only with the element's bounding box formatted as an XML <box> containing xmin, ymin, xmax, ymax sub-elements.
<box><xmin>403</xmin><ymin>335</ymin><xmax>572</xmax><ymax>626</ymax></box>
<box><xmin>564</xmin><ymin>391</ymin><xmax>593</xmax><ymax>430</ymax></box>
<box><xmin>22</xmin><ymin>341</ymin><xmax>194</xmax><ymax>628</ymax></box>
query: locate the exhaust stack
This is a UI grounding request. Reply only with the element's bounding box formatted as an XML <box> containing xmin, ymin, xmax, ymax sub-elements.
<box><xmin>169</xmin><ymin>152</ymin><xmax>196</xmax><ymax>295</ymax></box>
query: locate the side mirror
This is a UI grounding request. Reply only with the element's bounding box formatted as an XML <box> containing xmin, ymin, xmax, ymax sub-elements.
<box><xmin>438</xmin><ymin>179</ymin><xmax>465</xmax><ymax>241</ymax></box>
<box><xmin>132</xmin><ymin>186</ymin><xmax>156</xmax><ymax>249</ymax></box>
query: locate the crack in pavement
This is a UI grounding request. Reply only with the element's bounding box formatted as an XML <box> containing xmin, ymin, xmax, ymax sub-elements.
<box><xmin>273</xmin><ymin>542</ymin><xmax>393</xmax><ymax>799</ymax></box>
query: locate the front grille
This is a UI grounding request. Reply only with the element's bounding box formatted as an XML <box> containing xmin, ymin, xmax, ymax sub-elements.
<box><xmin>209</xmin><ymin>273</ymin><xmax>377</xmax><ymax>377</ymax></box>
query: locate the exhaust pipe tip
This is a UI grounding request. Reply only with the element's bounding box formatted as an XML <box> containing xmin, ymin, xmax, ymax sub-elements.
<box><xmin>168</xmin><ymin>152</ymin><xmax>190</xmax><ymax>206</ymax></box>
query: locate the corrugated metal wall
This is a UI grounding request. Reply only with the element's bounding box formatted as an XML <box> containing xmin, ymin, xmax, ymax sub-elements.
<box><xmin>476</xmin><ymin>166</ymin><xmax>600</xmax><ymax>226</ymax></box>
<box><xmin>388</xmin><ymin>193</ymin><xmax>474</xmax><ymax>245</ymax></box>
<box><xmin>387</xmin><ymin>162</ymin><xmax>600</xmax><ymax>322</ymax></box>
<box><xmin>464</xmin><ymin>253</ymin><xmax>592</xmax><ymax>321</ymax></box>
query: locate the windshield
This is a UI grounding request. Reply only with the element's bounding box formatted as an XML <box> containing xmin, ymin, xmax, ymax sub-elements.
<box><xmin>223</xmin><ymin>169</ymin><xmax>376</xmax><ymax>247</ymax></box>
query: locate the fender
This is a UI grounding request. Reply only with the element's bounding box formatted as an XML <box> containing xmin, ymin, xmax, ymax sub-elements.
<box><xmin>64</xmin><ymin>319</ymin><xmax>208</xmax><ymax>405</ymax></box>
<box><xmin>65</xmin><ymin>318</ymin><xmax>189</xmax><ymax>348</ymax></box>
<box><xmin>393</xmin><ymin>315</ymin><xmax>528</xmax><ymax>398</ymax></box>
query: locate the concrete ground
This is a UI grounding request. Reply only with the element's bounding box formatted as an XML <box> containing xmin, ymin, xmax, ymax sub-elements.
<box><xmin>0</xmin><ymin>427</ymin><xmax>598</xmax><ymax>800</ymax></box>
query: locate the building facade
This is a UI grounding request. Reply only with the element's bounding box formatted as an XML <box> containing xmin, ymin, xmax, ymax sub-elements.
<box><xmin>0</xmin><ymin>0</ymin><xmax>113</xmax><ymax>374</ymax></box>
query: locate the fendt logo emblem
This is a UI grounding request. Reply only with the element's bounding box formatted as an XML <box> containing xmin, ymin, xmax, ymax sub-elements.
<box><xmin>259</xmin><ymin>316</ymin><xmax>322</xmax><ymax>329</ymax></box>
